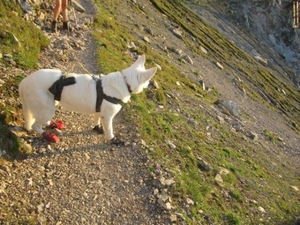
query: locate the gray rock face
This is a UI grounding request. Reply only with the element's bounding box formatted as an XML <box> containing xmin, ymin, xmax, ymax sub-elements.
<box><xmin>226</xmin><ymin>0</ymin><xmax>300</xmax><ymax>84</ymax></box>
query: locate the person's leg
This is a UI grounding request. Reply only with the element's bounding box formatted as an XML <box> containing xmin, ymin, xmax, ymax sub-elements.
<box><xmin>61</xmin><ymin>0</ymin><xmax>69</xmax><ymax>22</ymax></box>
<box><xmin>62</xmin><ymin>0</ymin><xmax>72</xmax><ymax>31</ymax></box>
<box><xmin>52</xmin><ymin>0</ymin><xmax>62</xmax><ymax>32</ymax></box>
<box><xmin>53</xmin><ymin>0</ymin><xmax>62</xmax><ymax>22</ymax></box>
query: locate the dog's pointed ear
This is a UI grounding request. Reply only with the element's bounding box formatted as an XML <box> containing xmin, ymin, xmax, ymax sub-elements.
<box><xmin>131</xmin><ymin>55</ymin><xmax>146</xmax><ymax>68</ymax></box>
<box><xmin>141</xmin><ymin>67</ymin><xmax>157</xmax><ymax>83</ymax></box>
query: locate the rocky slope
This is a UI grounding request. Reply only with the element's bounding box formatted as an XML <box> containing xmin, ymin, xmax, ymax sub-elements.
<box><xmin>222</xmin><ymin>0</ymin><xmax>300</xmax><ymax>85</ymax></box>
<box><xmin>0</xmin><ymin>0</ymin><xmax>299</xmax><ymax>224</ymax></box>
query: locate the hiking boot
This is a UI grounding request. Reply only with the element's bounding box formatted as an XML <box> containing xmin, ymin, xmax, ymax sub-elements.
<box><xmin>51</xmin><ymin>21</ymin><xmax>57</xmax><ymax>33</ymax></box>
<box><xmin>62</xmin><ymin>21</ymin><xmax>72</xmax><ymax>32</ymax></box>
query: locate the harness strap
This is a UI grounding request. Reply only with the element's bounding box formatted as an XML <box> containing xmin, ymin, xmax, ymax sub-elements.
<box><xmin>48</xmin><ymin>74</ymin><xmax>76</xmax><ymax>101</ymax></box>
<box><xmin>96</xmin><ymin>79</ymin><xmax>121</xmax><ymax>112</ymax></box>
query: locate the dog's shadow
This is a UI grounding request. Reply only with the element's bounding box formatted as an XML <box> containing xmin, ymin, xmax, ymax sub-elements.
<box><xmin>13</xmin><ymin>127</ymin><xmax>118</xmax><ymax>161</ymax></box>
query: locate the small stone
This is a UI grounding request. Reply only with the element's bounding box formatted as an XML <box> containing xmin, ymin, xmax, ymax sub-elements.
<box><xmin>0</xmin><ymin>150</ymin><xmax>6</xmax><ymax>156</ymax></box>
<box><xmin>249</xmin><ymin>131</ymin><xmax>259</xmax><ymax>141</ymax></box>
<box><xmin>219</xmin><ymin>167</ymin><xmax>230</xmax><ymax>175</ymax></box>
<box><xmin>144</xmin><ymin>27</ymin><xmax>154</xmax><ymax>35</ymax></box>
<box><xmin>153</xmin><ymin>189</ymin><xmax>159</xmax><ymax>195</ymax></box>
<box><xmin>48</xmin><ymin>179</ymin><xmax>54</xmax><ymax>186</ymax></box>
<box><xmin>215</xmin><ymin>99</ymin><xmax>240</xmax><ymax>117</ymax></box>
<box><xmin>152</xmin><ymin>179</ymin><xmax>164</xmax><ymax>189</ymax></box>
<box><xmin>216</xmin><ymin>62</ymin><xmax>223</xmax><ymax>70</ymax></box>
<box><xmin>182</xmin><ymin>55</ymin><xmax>193</xmax><ymax>65</ymax></box>
<box><xmin>21</xmin><ymin>142</ymin><xmax>32</xmax><ymax>154</ymax></box>
<box><xmin>37</xmin><ymin>203</ymin><xmax>44</xmax><ymax>213</ymax></box>
<box><xmin>37</xmin><ymin>215</ymin><xmax>47</xmax><ymax>223</ymax></box>
<box><xmin>72</xmin><ymin>0</ymin><xmax>86</xmax><ymax>12</ymax></box>
<box><xmin>258</xmin><ymin>206</ymin><xmax>266</xmax><ymax>213</ymax></box>
<box><xmin>3</xmin><ymin>53</ymin><xmax>13</xmax><ymax>59</ymax></box>
<box><xmin>197</xmin><ymin>158</ymin><xmax>212</xmax><ymax>171</ymax></box>
<box><xmin>164</xmin><ymin>178</ymin><xmax>175</xmax><ymax>186</ymax></box>
<box><xmin>26</xmin><ymin>178</ymin><xmax>33</xmax><ymax>187</ymax></box>
<box><xmin>141</xmin><ymin>139</ymin><xmax>147</xmax><ymax>147</ymax></box>
<box><xmin>168</xmin><ymin>46</ymin><xmax>182</xmax><ymax>55</ymax></box>
<box><xmin>200</xmin><ymin>46</ymin><xmax>208</xmax><ymax>54</ymax></box>
<box><xmin>215</xmin><ymin>174</ymin><xmax>224</xmax><ymax>186</ymax></box>
<box><xmin>199</xmin><ymin>80</ymin><xmax>205</xmax><ymax>90</ymax></box>
<box><xmin>155</xmin><ymin>64</ymin><xmax>162</xmax><ymax>71</ymax></box>
<box><xmin>172</xmin><ymin>28</ymin><xmax>183</xmax><ymax>39</ymax></box>
<box><xmin>45</xmin><ymin>202</ymin><xmax>51</xmax><ymax>209</ymax></box>
<box><xmin>0</xmin><ymin>79</ymin><xmax>5</xmax><ymax>86</ymax></box>
<box><xmin>250</xmin><ymin>199</ymin><xmax>258</xmax><ymax>204</ymax></box>
<box><xmin>175</xmin><ymin>212</ymin><xmax>185</xmax><ymax>220</ymax></box>
<box><xmin>170</xmin><ymin>214</ymin><xmax>177</xmax><ymax>222</ymax></box>
<box><xmin>127</xmin><ymin>41</ymin><xmax>136</xmax><ymax>49</ymax></box>
<box><xmin>38</xmin><ymin>148</ymin><xmax>47</xmax><ymax>154</ymax></box>
<box><xmin>254</xmin><ymin>55</ymin><xmax>268</xmax><ymax>66</ymax></box>
<box><xmin>198</xmin><ymin>210</ymin><xmax>204</xmax><ymax>214</ymax></box>
<box><xmin>291</xmin><ymin>186</ymin><xmax>299</xmax><ymax>191</ymax></box>
<box><xmin>165</xmin><ymin>140</ymin><xmax>176</xmax><ymax>149</ymax></box>
<box><xmin>186</xmin><ymin>197</ymin><xmax>194</xmax><ymax>205</ymax></box>
<box><xmin>217</xmin><ymin>116</ymin><xmax>224</xmax><ymax>124</ymax></box>
<box><xmin>157</xmin><ymin>192</ymin><xmax>169</xmax><ymax>202</ymax></box>
<box><xmin>143</xmin><ymin>36</ymin><xmax>150</xmax><ymax>43</ymax></box>
<box><xmin>164</xmin><ymin>202</ymin><xmax>172</xmax><ymax>210</ymax></box>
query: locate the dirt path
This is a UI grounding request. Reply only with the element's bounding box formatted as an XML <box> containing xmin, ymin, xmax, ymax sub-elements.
<box><xmin>0</xmin><ymin>0</ymin><xmax>170</xmax><ymax>224</ymax></box>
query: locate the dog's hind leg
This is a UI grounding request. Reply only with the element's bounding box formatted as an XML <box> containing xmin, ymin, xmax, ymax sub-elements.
<box><xmin>32</xmin><ymin>121</ymin><xmax>59</xmax><ymax>143</ymax></box>
<box><xmin>31</xmin><ymin>103</ymin><xmax>59</xmax><ymax>143</ymax></box>
<box><xmin>93</xmin><ymin>114</ymin><xmax>104</xmax><ymax>134</ymax></box>
<box><xmin>32</xmin><ymin>121</ymin><xmax>45</xmax><ymax>135</ymax></box>
<box><xmin>22</xmin><ymin>102</ymin><xmax>35</xmax><ymax>131</ymax></box>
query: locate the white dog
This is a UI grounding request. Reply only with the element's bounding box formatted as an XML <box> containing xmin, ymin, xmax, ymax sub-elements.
<box><xmin>19</xmin><ymin>55</ymin><xmax>157</xmax><ymax>144</ymax></box>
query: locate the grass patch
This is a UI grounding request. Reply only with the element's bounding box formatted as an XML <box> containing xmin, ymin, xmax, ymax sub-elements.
<box><xmin>0</xmin><ymin>1</ymin><xmax>49</xmax><ymax>69</ymax></box>
<box><xmin>264</xmin><ymin>129</ymin><xmax>279</xmax><ymax>144</ymax></box>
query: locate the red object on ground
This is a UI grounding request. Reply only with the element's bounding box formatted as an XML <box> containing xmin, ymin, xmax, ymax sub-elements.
<box><xmin>42</xmin><ymin>132</ymin><xmax>59</xmax><ymax>143</ymax></box>
<box><xmin>49</xmin><ymin>120</ymin><xmax>65</xmax><ymax>130</ymax></box>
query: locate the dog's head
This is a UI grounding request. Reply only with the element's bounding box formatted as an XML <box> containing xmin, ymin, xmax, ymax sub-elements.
<box><xmin>122</xmin><ymin>55</ymin><xmax>157</xmax><ymax>94</ymax></box>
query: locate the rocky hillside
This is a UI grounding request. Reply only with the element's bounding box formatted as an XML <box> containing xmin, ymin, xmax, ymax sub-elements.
<box><xmin>0</xmin><ymin>0</ymin><xmax>299</xmax><ymax>224</ymax></box>
<box><xmin>216</xmin><ymin>0</ymin><xmax>300</xmax><ymax>85</ymax></box>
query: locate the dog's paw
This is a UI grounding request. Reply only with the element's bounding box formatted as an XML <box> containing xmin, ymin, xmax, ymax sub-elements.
<box><xmin>49</xmin><ymin>120</ymin><xmax>65</xmax><ymax>130</ymax></box>
<box><xmin>93</xmin><ymin>125</ymin><xmax>104</xmax><ymax>134</ymax></box>
<box><xmin>110</xmin><ymin>137</ymin><xmax>124</xmax><ymax>145</ymax></box>
<box><xmin>42</xmin><ymin>132</ymin><xmax>59</xmax><ymax>143</ymax></box>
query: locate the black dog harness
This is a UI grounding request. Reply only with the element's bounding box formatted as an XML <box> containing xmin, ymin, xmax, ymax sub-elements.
<box><xmin>95</xmin><ymin>79</ymin><xmax>121</xmax><ymax>112</ymax></box>
<box><xmin>48</xmin><ymin>73</ymin><xmax>126</xmax><ymax>113</ymax></box>
<box><xmin>48</xmin><ymin>74</ymin><xmax>76</xmax><ymax>101</ymax></box>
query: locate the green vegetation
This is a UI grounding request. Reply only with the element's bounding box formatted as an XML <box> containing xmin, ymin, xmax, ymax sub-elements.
<box><xmin>0</xmin><ymin>1</ymin><xmax>49</xmax><ymax>68</ymax></box>
<box><xmin>92</xmin><ymin>1</ymin><xmax>300</xmax><ymax>224</ymax></box>
<box><xmin>0</xmin><ymin>0</ymin><xmax>299</xmax><ymax>224</ymax></box>
<box><xmin>0</xmin><ymin>0</ymin><xmax>49</xmax><ymax>159</ymax></box>
<box><xmin>149</xmin><ymin>0</ymin><xmax>300</xmax><ymax>133</ymax></box>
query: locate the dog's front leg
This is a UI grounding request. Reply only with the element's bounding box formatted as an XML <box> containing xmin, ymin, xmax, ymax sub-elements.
<box><xmin>102</xmin><ymin>116</ymin><xmax>124</xmax><ymax>145</ymax></box>
<box><xmin>101</xmin><ymin>116</ymin><xmax>114</xmax><ymax>140</ymax></box>
<box><xmin>93</xmin><ymin>113</ymin><xmax>104</xmax><ymax>134</ymax></box>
